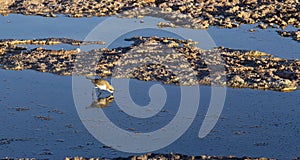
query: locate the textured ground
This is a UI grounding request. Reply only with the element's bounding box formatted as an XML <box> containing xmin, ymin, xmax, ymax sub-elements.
<box><xmin>1</xmin><ymin>153</ymin><xmax>279</xmax><ymax>160</ymax></box>
<box><xmin>64</xmin><ymin>153</ymin><xmax>277</xmax><ymax>160</ymax></box>
<box><xmin>0</xmin><ymin>37</ymin><xmax>299</xmax><ymax>92</ymax></box>
<box><xmin>0</xmin><ymin>0</ymin><xmax>299</xmax><ymax>41</ymax></box>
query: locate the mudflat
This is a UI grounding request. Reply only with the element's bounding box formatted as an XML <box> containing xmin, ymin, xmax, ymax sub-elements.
<box><xmin>0</xmin><ymin>1</ymin><xmax>299</xmax><ymax>159</ymax></box>
<box><xmin>0</xmin><ymin>0</ymin><xmax>299</xmax><ymax>41</ymax></box>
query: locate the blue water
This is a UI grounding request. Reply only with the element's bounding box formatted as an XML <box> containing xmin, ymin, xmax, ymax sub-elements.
<box><xmin>0</xmin><ymin>14</ymin><xmax>299</xmax><ymax>159</ymax></box>
<box><xmin>1</xmin><ymin>14</ymin><xmax>299</xmax><ymax>58</ymax></box>
<box><xmin>1</xmin><ymin>69</ymin><xmax>299</xmax><ymax>159</ymax></box>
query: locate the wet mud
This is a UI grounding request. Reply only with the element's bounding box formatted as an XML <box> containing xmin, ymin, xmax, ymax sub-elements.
<box><xmin>0</xmin><ymin>36</ymin><xmax>299</xmax><ymax>92</ymax></box>
<box><xmin>0</xmin><ymin>0</ymin><xmax>299</xmax><ymax>41</ymax></box>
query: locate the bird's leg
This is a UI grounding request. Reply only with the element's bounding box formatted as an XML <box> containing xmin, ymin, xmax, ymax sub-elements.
<box><xmin>94</xmin><ymin>87</ymin><xmax>100</xmax><ymax>98</ymax></box>
<box><xmin>97</xmin><ymin>90</ymin><xmax>102</xmax><ymax>97</ymax></box>
<box><xmin>92</xmin><ymin>88</ymin><xmax>95</xmax><ymax>102</ymax></box>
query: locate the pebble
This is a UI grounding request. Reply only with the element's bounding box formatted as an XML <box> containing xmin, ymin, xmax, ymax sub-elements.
<box><xmin>248</xmin><ymin>29</ymin><xmax>256</xmax><ymax>32</ymax></box>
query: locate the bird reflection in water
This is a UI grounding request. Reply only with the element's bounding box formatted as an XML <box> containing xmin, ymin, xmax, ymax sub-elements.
<box><xmin>87</xmin><ymin>94</ymin><xmax>114</xmax><ymax>108</ymax></box>
<box><xmin>86</xmin><ymin>77</ymin><xmax>115</xmax><ymax>108</ymax></box>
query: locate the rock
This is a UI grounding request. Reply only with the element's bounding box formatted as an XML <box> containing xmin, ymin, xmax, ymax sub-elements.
<box><xmin>157</xmin><ymin>22</ymin><xmax>176</xmax><ymax>28</ymax></box>
<box><xmin>229</xmin><ymin>75</ymin><xmax>245</xmax><ymax>87</ymax></box>
<box><xmin>288</xmin><ymin>18</ymin><xmax>297</xmax><ymax>24</ymax></box>
<box><xmin>258</xmin><ymin>23</ymin><xmax>268</xmax><ymax>29</ymax></box>
<box><xmin>0</xmin><ymin>0</ymin><xmax>15</xmax><ymax>12</ymax></box>
<box><xmin>295</xmin><ymin>31</ymin><xmax>300</xmax><ymax>40</ymax></box>
<box><xmin>248</xmin><ymin>29</ymin><xmax>256</xmax><ymax>32</ymax></box>
<box><xmin>275</xmin><ymin>70</ymin><xmax>297</xmax><ymax>79</ymax></box>
<box><xmin>243</xmin><ymin>0</ymin><xmax>258</xmax><ymax>5</ymax></box>
<box><xmin>272</xmin><ymin>79</ymin><xmax>297</xmax><ymax>92</ymax></box>
<box><xmin>139</xmin><ymin>0</ymin><xmax>155</xmax><ymax>3</ymax></box>
<box><xmin>276</xmin><ymin>30</ymin><xmax>300</xmax><ymax>41</ymax></box>
<box><xmin>245</xmin><ymin>50</ymin><xmax>269</xmax><ymax>57</ymax></box>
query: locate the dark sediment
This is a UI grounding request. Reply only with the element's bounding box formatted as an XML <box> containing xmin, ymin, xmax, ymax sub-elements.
<box><xmin>0</xmin><ymin>36</ymin><xmax>299</xmax><ymax>92</ymax></box>
<box><xmin>0</xmin><ymin>0</ymin><xmax>299</xmax><ymax>41</ymax></box>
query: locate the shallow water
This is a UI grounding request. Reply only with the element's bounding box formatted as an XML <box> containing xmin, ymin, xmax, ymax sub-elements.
<box><xmin>1</xmin><ymin>14</ymin><xmax>299</xmax><ymax>58</ymax></box>
<box><xmin>0</xmin><ymin>14</ymin><xmax>299</xmax><ymax>159</ymax></box>
<box><xmin>208</xmin><ymin>25</ymin><xmax>300</xmax><ymax>59</ymax></box>
<box><xmin>1</xmin><ymin>69</ymin><xmax>299</xmax><ymax>159</ymax></box>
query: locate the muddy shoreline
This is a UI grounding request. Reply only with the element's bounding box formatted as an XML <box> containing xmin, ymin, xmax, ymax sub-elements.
<box><xmin>2</xmin><ymin>153</ymin><xmax>279</xmax><ymax>160</ymax></box>
<box><xmin>0</xmin><ymin>36</ymin><xmax>299</xmax><ymax>92</ymax></box>
<box><xmin>64</xmin><ymin>153</ymin><xmax>277</xmax><ymax>160</ymax></box>
<box><xmin>0</xmin><ymin>0</ymin><xmax>299</xmax><ymax>42</ymax></box>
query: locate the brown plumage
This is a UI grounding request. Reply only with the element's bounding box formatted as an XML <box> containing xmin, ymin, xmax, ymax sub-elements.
<box><xmin>88</xmin><ymin>77</ymin><xmax>114</xmax><ymax>93</ymax></box>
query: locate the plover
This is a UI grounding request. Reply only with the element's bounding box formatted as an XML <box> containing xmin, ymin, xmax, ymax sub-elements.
<box><xmin>88</xmin><ymin>77</ymin><xmax>114</xmax><ymax>94</ymax></box>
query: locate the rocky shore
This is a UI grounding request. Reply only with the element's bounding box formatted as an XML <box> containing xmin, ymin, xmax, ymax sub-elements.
<box><xmin>0</xmin><ymin>37</ymin><xmax>299</xmax><ymax>92</ymax></box>
<box><xmin>0</xmin><ymin>38</ymin><xmax>105</xmax><ymax>46</ymax></box>
<box><xmin>0</xmin><ymin>0</ymin><xmax>299</xmax><ymax>41</ymax></box>
<box><xmin>63</xmin><ymin>153</ymin><xmax>277</xmax><ymax>160</ymax></box>
<box><xmin>1</xmin><ymin>153</ymin><xmax>278</xmax><ymax>160</ymax></box>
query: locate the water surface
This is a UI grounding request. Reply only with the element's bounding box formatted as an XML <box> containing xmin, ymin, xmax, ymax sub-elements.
<box><xmin>0</xmin><ymin>14</ymin><xmax>299</xmax><ymax>159</ymax></box>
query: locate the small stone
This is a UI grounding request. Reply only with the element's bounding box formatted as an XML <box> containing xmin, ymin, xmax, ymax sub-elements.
<box><xmin>258</xmin><ymin>23</ymin><xmax>268</xmax><ymax>29</ymax></box>
<box><xmin>248</xmin><ymin>29</ymin><xmax>256</xmax><ymax>32</ymax></box>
